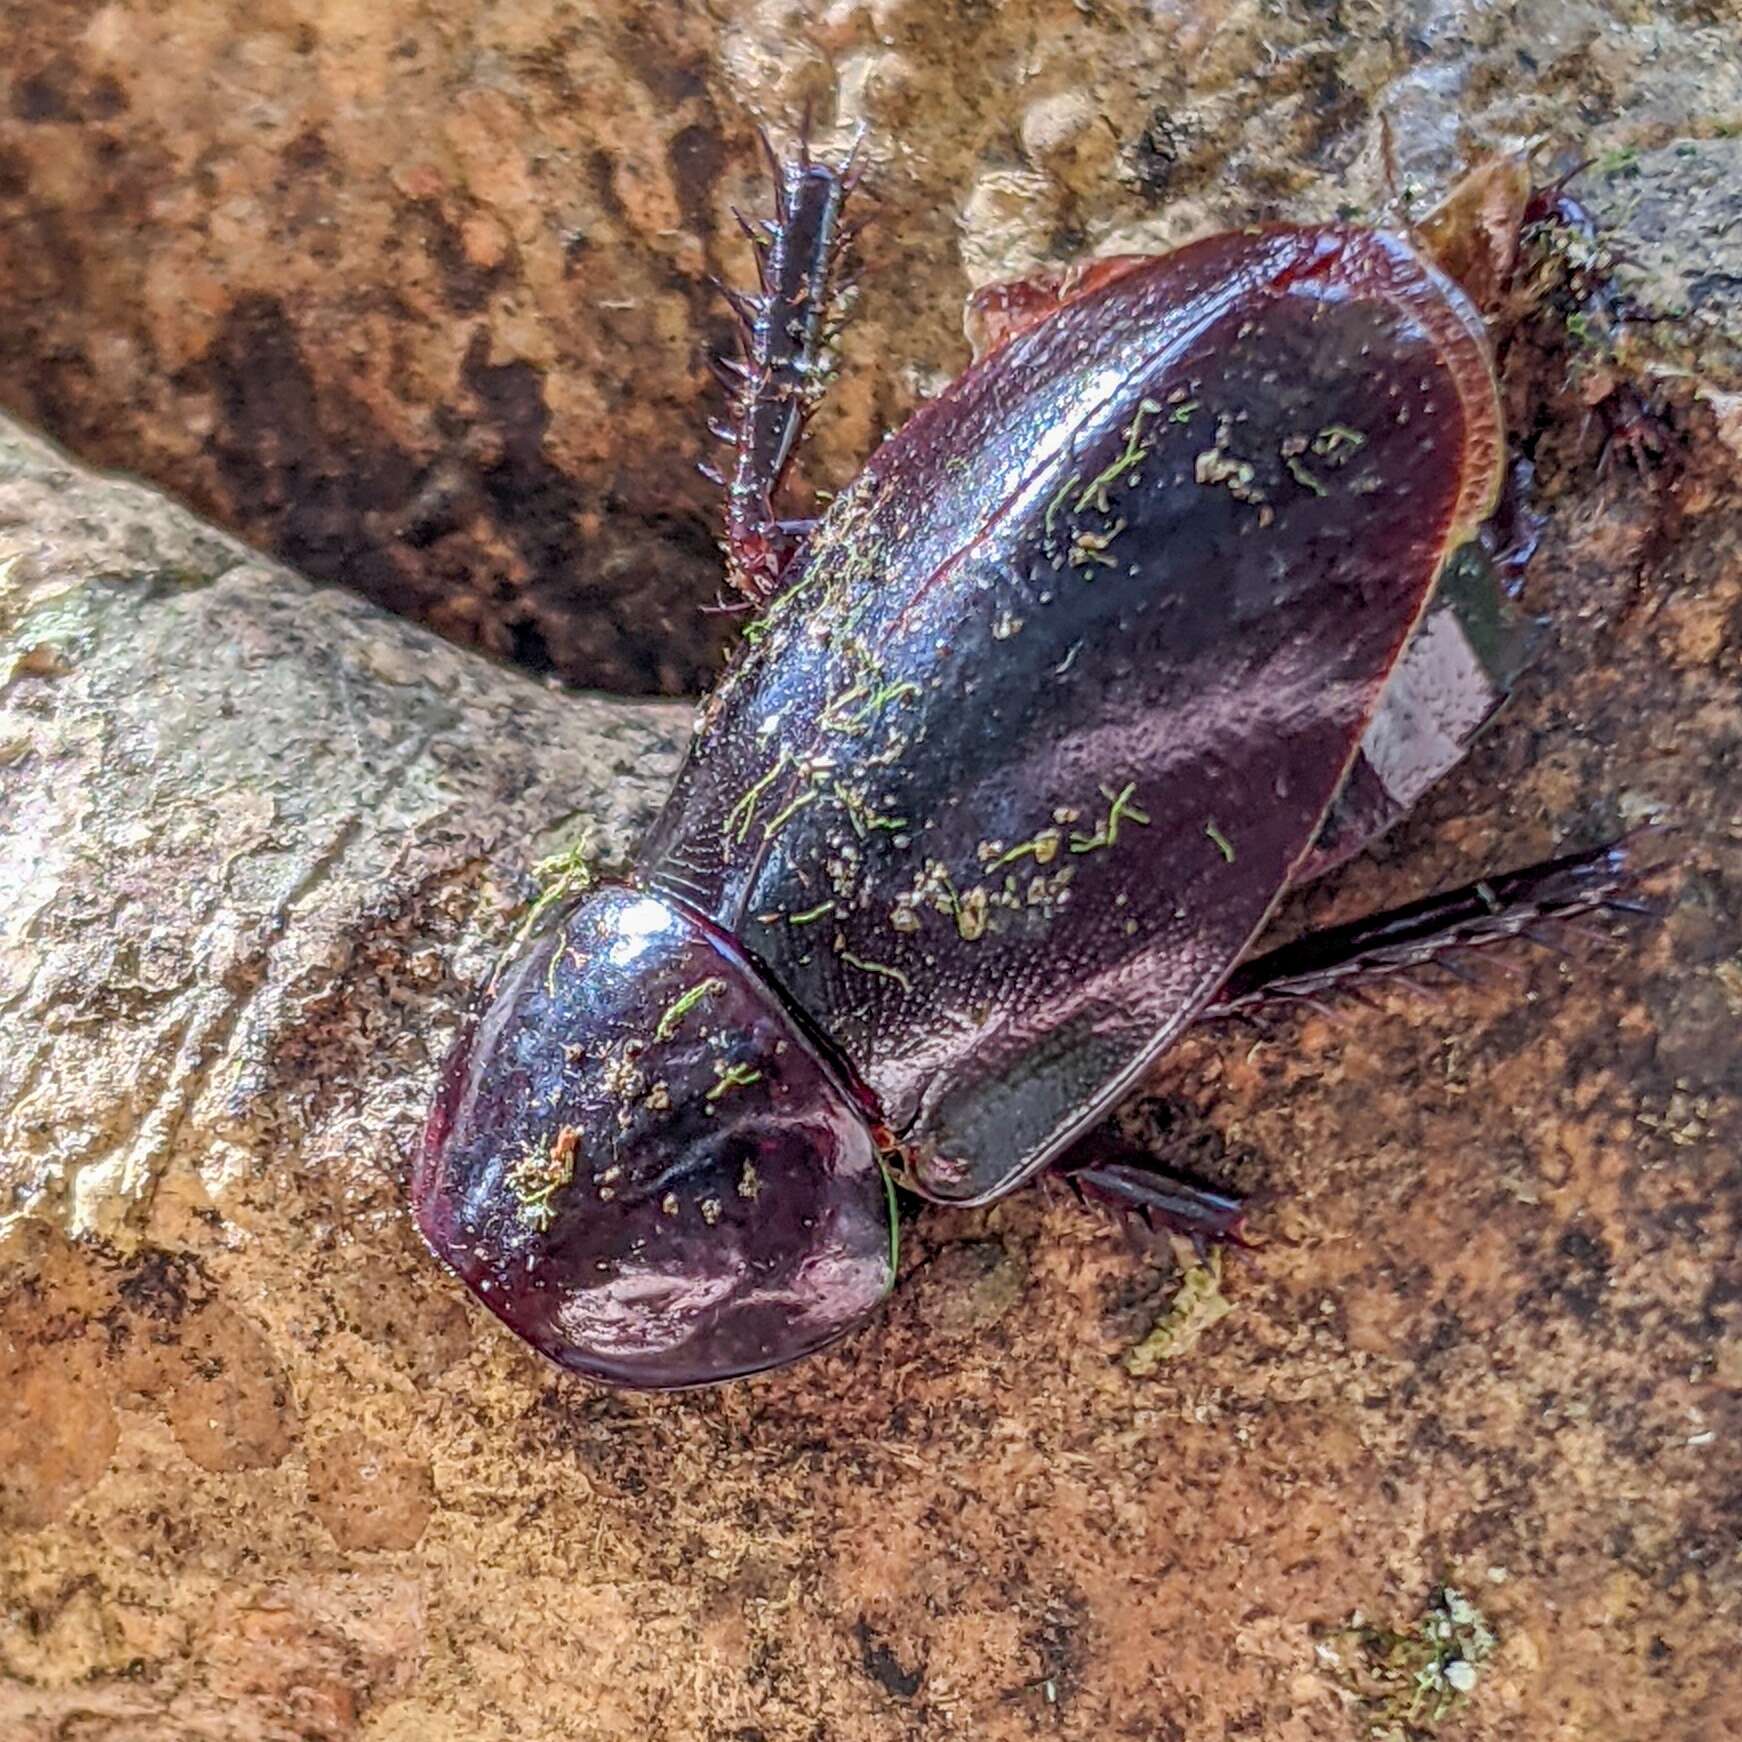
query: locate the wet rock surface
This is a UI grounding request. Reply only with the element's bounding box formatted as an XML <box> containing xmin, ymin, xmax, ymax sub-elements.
<box><xmin>2</xmin><ymin>8</ymin><xmax>1741</xmax><ymax>1741</ymax></box>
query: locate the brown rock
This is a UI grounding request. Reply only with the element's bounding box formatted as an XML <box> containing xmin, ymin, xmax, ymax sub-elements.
<box><xmin>307</xmin><ymin>1431</ymin><xmax>437</xmax><ymax>1553</ymax></box>
<box><xmin>0</xmin><ymin>1342</ymin><xmax>118</xmax><ymax>1532</ymax></box>
<box><xmin>915</xmin><ymin>1239</ymin><xmax>1029</xmax><ymax>1342</ymax></box>
<box><xmin>4</xmin><ymin>3</ymin><xmax>1738</xmax><ymax>696</ymax></box>
<box><xmin>156</xmin><ymin>1301</ymin><xmax>301</xmax><ymax>1476</ymax></box>
<box><xmin>1</xmin><ymin>21</ymin><xmax>1740</xmax><ymax>1742</ymax></box>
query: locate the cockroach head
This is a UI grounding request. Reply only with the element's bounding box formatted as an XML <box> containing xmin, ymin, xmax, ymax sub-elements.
<box><xmin>414</xmin><ymin>884</ymin><xmax>895</xmax><ymax>1387</ymax></box>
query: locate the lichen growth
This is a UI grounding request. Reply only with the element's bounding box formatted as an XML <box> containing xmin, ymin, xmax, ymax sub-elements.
<box><xmin>761</xmin><ymin>785</ymin><xmax>819</xmax><ymax>840</ymax></box>
<box><xmin>1070</xmin><ymin>782</ymin><xmax>1151</xmax><ymax>854</ymax></box>
<box><xmin>506</xmin><ymin>1126</ymin><xmax>579</xmax><ymax>1233</ymax></box>
<box><xmin>1044</xmin><ymin>473</ymin><xmax>1082</xmax><ymax>541</ymax></box>
<box><xmin>598</xmin><ymin>1051</ymin><xmax>644</xmax><ymax>1101</ymax></box>
<box><xmin>1073</xmin><ymin>396</ymin><xmax>1162</xmax><ymax>513</ymax></box>
<box><xmin>723</xmin><ymin>752</ymin><xmax>788</xmax><ymax>843</ymax></box>
<box><xmin>529</xmin><ymin>839</ymin><xmax>593</xmax><ymax>899</ymax></box>
<box><xmin>954</xmin><ymin>885</ymin><xmax>989</xmax><ymax>941</ymax></box>
<box><xmin>706</xmin><ymin>1060</ymin><xmax>763</xmax><ymax>1101</ymax></box>
<box><xmin>835</xmin><ymin>939</ymin><xmax>913</xmax><ymax>991</ymax></box>
<box><xmin>1068</xmin><ymin>520</ymin><xmax>1126</xmax><ymax>569</ymax></box>
<box><xmin>982</xmin><ymin>827</ymin><xmax>1063</xmax><ymax>871</ymax></box>
<box><xmin>822</xmin><ymin>676</ymin><xmax>919</xmax><ymax>735</ymax></box>
<box><xmin>1195</xmin><ymin>445</ymin><xmax>1256</xmax><ymax>492</ymax></box>
<box><xmin>503</xmin><ymin>836</ymin><xmax>593</xmax><ymax>983</ymax></box>
<box><xmin>1124</xmin><ymin>1249</ymin><xmax>1232</xmax><ymax>1375</ymax></box>
<box><xmin>1320</xmin><ymin>1587</ymin><xmax>1499</xmax><ymax>1738</ymax></box>
<box><xmin>830</xmin><ymin>780</ymin><xmax>907</xmax><ymax>837</ymax></box>
<box><xmin>653</xmin><ymin>977</ymin><xmax>727</xmax><ymax>1041</ymax></box>
<box><xmin>1312</xmin><ymin>423</ymin><xmax>1367</xmax><ymax>460</ymax></box>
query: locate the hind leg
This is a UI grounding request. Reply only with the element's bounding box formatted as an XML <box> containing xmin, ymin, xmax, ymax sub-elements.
<box><xmin>705</xmin><ymin>134</ymin><xmax>862</xmax><ymax>601</ymax></box>
<box><xmin>1202</xmin><ymin>835</ymin><xmax>1647</xmax><ymax>1021</ymax></box>
<box><xmin>1049</xmin><ymin>835</ymin><xmax>1652</xmax><ymax>1244</ymax></box>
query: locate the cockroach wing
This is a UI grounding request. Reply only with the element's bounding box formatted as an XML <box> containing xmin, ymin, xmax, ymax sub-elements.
<box><xmin>644</xmin><ymin>225</ymin><xmax>1502</xmax><ymax>1205</ymax></box>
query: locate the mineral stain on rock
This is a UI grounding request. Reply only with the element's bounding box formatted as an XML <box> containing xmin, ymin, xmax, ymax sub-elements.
<box><xmin>855</xmin><ymin>1619</ymin><xmax>925</xmax><ymax>1701</ymax></box>
<box><xmin>1</xmin><ymin>1237</ymin><xmax>298</xmax><ymax>1493</ymax></box>
<box><xmin>307</xmin><ymin>1431</ymin><xmax>437</xmax><ymax>1553</ymax></box>
<box><xmin>0</xmin><ymin>1339</ymin><xmax>120</xmax><ymax>1531</ymax></box>
<box><xmin>201</xmin><ymin>294</ymin><xmax>427</xmax><ymax>629</ymax></box>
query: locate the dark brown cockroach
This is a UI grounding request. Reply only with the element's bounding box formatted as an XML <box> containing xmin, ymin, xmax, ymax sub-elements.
<box><xmin>414</xmin><ymin>143</ymin><xmax>1646</xmax><ymax>1388</ymax></box>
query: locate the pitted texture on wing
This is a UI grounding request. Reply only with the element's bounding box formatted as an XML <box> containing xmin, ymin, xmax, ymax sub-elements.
<box><xmin>643</xmin><ymin>225</ymin><xmax>1501</xmax><ymax>1204</ymax></box>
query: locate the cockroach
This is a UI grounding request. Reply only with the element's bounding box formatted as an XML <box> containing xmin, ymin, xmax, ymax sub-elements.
<box><xmin>414</xmin><ymin>141</ymin><xmax>1646</xmax><ymax>1387</ymax></box>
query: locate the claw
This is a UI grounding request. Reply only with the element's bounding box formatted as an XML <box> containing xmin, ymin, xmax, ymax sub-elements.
<box><xmin>756</xmin><ymin>125</ymin><xmax>788</xmax><ymax>220</ymax></box>
<box><xmin>1427</xmin><ymin>956</ymin><xmax>1481</xmax><ymax>986</ymax></box>
<box><xmin>1063</xmin><ymin>1157</ymin><xmax>1251</xmax><ymax>1250</ymax></box>
<box><xmin>699</xmin><ymin>592</ymin><xmax>757</xmax><ymax>617</ymax></box>
<box><xmin>731</xmin><ymin>206</ymin><xmax>775</xmax><ymax>248</ymax></box>
<box><xmin>1602</xmin><ymin>897</ymin><xmax>1661</xmax><ymax>917</ymax></box>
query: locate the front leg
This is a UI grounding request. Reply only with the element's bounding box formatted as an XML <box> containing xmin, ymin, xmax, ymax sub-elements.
<box><xmin>707</xmin><ymin>134</ymin><xmax>860</xmax><ymax>601</ymax></box>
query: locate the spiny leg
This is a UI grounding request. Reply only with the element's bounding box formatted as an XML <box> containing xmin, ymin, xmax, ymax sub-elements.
<box><xmin>1048</xmin><ymin>836</ymin><xmax>1654</xmax><ymax>1247</ymax></box>
<box><xmin>1054</xmin><ymin>1142</ymin><xmax>1252</xmax><ymax>1253</ymax></box>
<box><xmin>1199</xmin><ymin>835</ymin><xmax>1650</xmax><ymax>1022</ymax></box>
<box><xmin>706</xmin><ymin>132</ymin><xmax>861</xmax><ymax>602</ymax></box>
